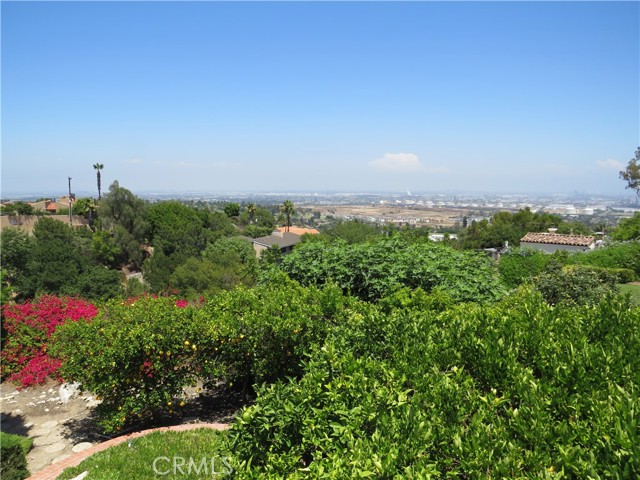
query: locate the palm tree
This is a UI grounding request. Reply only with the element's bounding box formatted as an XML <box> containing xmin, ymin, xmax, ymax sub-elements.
<box><xmin>93</xmin><ymin>163</ymin><xmax>104</xmax><ymax>200</ymax></box>
<box><xmin>280</xmin><ymin>200</ymin><xmax>295</xmax><ymax>232</ymax></box>
<box><xmin>247</xmin><ymin>203</ymin><xmax>257</xmax><ymax>224</ymax></box>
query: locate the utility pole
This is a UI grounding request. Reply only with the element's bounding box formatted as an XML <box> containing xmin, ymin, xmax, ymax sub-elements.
<box><xmin>68</xmin><ymin>177</ymin><xmax>73</xmax><ymax>225</ymax></box>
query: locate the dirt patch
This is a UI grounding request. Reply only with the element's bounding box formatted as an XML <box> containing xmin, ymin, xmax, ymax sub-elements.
<box><xmin>0</xmin><ymin>379</ymin><xmax>247</xmax><ymax>477</ymax></box>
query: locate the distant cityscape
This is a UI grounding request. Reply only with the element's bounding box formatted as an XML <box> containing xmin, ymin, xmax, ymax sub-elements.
<box><xmin>3</xmin><ymin>190</ymin><xmax>638</xmax><ymax>210</ymax></box>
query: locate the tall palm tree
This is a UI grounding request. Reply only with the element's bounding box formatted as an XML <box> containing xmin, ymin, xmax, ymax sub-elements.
<box><xmin>247</xmin><ymin>203</ymin><xmax>257</xmax><ymax>224</ymax></box>
<box><xmin>280</xmin><ymin>200</ymin><xmax>295</xmax><ymax>232</ymax></box>
<box><xmin>93</xmin><ymin>163</ymin><xmax>104</xmax><ymax>200</ymax></box>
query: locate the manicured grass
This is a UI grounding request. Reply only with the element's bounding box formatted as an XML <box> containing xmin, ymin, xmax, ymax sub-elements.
<box><xmin>618</xmin><ymin>283</ymin><xmax>640</xmax><ymax>305</ymax></box>
<box><xmin>58</xmin><ymin>428</ymin><xmax>231</xmax><ymax>479</ymax></box>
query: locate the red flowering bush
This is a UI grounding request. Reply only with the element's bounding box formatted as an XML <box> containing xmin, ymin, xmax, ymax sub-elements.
<box><xmin>1</xmin><ymin>295</ymin><xmax>98</xmax><ymax>387</ymax></box>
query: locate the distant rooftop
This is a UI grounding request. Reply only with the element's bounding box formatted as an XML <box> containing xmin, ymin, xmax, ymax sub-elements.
<box><xmin>275</xmin><ymin>226</ymin><xmax>319</xmax><ymax>235</ymax></box>
<box><xmin>252</xmin><ymin>231</ymin><xmax>302</xmax><ymax>249</ymax></box>
<box><xmin>520</xmin><ymin>232</ymin><xmax>595</xmax><ymax>247</ymax></box>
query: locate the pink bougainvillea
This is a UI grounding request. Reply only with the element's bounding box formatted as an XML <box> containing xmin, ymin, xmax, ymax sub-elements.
<box><xmin>175</xmin><ymin>299</ymin><xmax>189</xmax><ymax>308</ymax></box>
<box><xmin>1</xmin><ymin>295</ymin><xmax>98</xmax><ymax>388</ymax></box>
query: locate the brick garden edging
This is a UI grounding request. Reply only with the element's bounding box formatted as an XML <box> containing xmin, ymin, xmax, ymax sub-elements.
<box><xmin>27</xmin><ymin>423</ymin><xmax>230</xmax><ymax>480</ymax></box>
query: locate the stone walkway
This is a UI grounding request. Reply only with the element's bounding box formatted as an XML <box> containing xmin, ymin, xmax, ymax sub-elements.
<box><xmin>1</xmin><ymin>380</ymin><xmax>244</xmax><ymax>479</ymax></box>
<box><xmin>1</xmin><ymin>382</ymin><xmax>104</xmax><ymax>474</ymax></box>
<box><xmin>27</xmin><ymin>423</ymin><xmax>230</xmax><ymax>480</ymax></box>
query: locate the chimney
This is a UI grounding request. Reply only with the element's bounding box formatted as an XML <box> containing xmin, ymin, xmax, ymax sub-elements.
<box><xmin>548</xmin><ymin>228</ymin><xmax>557</xmax><ymax>233</ymax></box>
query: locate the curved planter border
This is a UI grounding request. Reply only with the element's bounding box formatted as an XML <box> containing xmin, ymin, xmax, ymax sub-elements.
<box><xmin>28</xmin><ymin>423</ymin><xmax>230</xmax><ymax>480</ymax></box>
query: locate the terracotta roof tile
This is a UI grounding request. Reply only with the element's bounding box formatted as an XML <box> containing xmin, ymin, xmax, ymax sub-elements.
<box><xmin>520</xmin><ymin>232</ymin><xmax>595</xmax><ymax>247</ymax></box>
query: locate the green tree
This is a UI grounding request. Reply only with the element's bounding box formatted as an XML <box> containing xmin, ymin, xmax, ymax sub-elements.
<box><xmin>3</xmin><ymin>201</ymin><xmax>35</xmax><ymax>216</ymax></box>
<box><xmin>98</xmin><ymin>181</ymin><xmax>148</xmax><ymax>268</ymax></box>
<box><xmin>93</xmin><ymin>163</ymin><xmax>104</xmax><ymax>200</ymax></box>
<box><xmin>247</xmin><ymin>203</ymin><xmax>257</xmax><ymax>224</ymax></box>
<box><xmin>146</xmin><ymin>201</ymin><xmax>206</xmax><ymax>257</ymax></box>
<box><xmin>612</xmin><ymin>212</ymin><xmax>640</xmax><ymax>241</ymax></box>
<box><xmin>326</xmin><ymin>219</ymin><xmax>383</xmax><ymax>244</ymax></box>
<box><xmin>280</xmin><ymin>200</ymin><xmax>295</xmax><ymax>232</ymax></box>
<box><xmin>224</xmin><ymin>202</ymin><xmax>241</xmax><ymax>218</ymax></box>
<box><xmin>620</xmin><ymin>147</ymin><xmax>640</xmax><ymax>198</ymax></box>
<box><xmin>0</xmin><ymin>229</ymin><xmax>32</xmax><ymax>282</ymax></box>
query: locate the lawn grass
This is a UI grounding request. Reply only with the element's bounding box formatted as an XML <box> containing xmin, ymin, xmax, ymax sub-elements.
<box><xmin>618</xmin><ymin>283</ymin><xmax>640</xmax><ymax>305</ymax></box>
<box><xmin>58</xmin><ymin>428</ymin><xmax>231</xmax><ymax>479</ymax></box>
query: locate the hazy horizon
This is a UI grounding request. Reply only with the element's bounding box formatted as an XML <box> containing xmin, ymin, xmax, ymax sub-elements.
<box><xmin>2</xmin><ymin>2</ymin><xmax>638</xmax><ymax>197</ymax></box>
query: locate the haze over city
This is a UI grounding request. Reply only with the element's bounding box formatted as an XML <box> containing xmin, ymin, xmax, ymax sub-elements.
<box><xmin>2</xmin><ymin>1</ymin><xmax>639</xmax><ymax>196</ymax></box>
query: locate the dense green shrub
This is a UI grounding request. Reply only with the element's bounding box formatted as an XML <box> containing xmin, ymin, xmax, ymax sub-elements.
<box><xmin>498</xmin><ymin>248</ymin><xmax>557</xmax><ymax>287</ymax></box>
<box><xmin>568</xmin><ymin>242</ymin><xmax>640</xmax><ymax>278</ymax></box>
<box><xmin>0</xmin><ymin>432</ymin><xmax>32</xmax><ymax>480</ymax></box>
<box><xmin>230</xmin><ymin>291</ymin><xmax>640</xmax><ymax>478</ymax></box>
<box><xmin>564</xmin><ymin>264</ymin><xmax>636</xmax><ymax>285</ymax></box>
<box><xmin>53</xmin><ymin>275</ymin><xmax>350</xmax><ymax>433</ymax></box>
<box><xmin>280</xmin><ymin>236</ymin><xmax>505</xmax><ymax>303</ymax></box>
<box><xmin>533</xmin><ymin>264</ymin><xmax>617</xmax><ymax>306</ymax></box>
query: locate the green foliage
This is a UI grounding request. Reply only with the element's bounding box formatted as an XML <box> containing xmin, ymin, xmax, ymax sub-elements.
<box><xmin>568</xmin><ymin>242</ymin><xmax>640</xmax><ymax>278</ymax></box>
<box><xmin>75</xmin><ymin>266</ymin><xmax>123</xmax><ymax>301</ymax></box>
<box><xmin>458</xmin><ymin>207</ymin><xmax>590</xmax><ymax>249</ymax></box>
<box><xmin>72</xmin><ymin>197</ymin><xmax>95</xmax><ymax>217</ymax></box>
<box><xmin>202</xmin><ymin>210</ymin><xmax>237</xmax><ymax>240</ymax></box>
<box><xmin>230</xmin><ymin>291</ymin><xmax>640</xmax><ymax>478</ymax></box>
<box><xmin>91</xmin><ymin>229</ymin><xmax>122</xmax><ymax>267</ymax></box>
<box><xmin>53</xmin><ymin>278</ymin><xmax>349</xmax><ymax>433</ymax></box>
<box><xmin>11</xmin><ymin>217</ymin><xmax>121</xmax><ymax>301</ymax></box>
<box><xmin>146</xmin><ymin>201</ymin><xmax>206</xmax><ymax>257</ymax></box>
<box><xmin>620</xmin><ymin>146</ymin><xmax>640</xmax><ymax>198</ymax></box>
<box><xmin>224</xmin><ymin>202</ymin><xmax>241</xmax><ymax>218</ymax></box>
<box><xmin>142</xmin><ymin>249</ymin><xmax>185</xmax><ymax>292</ymax></box>
<box><xmin>533</xmin><ymin>262</ymin><xmax>617</xmax><ymax>306</ymax></box>
<box><xmin>259</xmin><ymin>244</ymin><xmax>283</xmax><ymax>267</ymax></box>
<box><xmin>280</xmin><ymin>236</ymin><xmax>505</xmax><ymax>303</ymax></box>
<box><xmin>0</xmin><ymin>229</ymin><xmax>32</xmax><ymax>287</ymax></box>
<box><xmin>99</xmin><ymin>181</ymin><xmax>147</xmax><ymax>239</ymax></box>
<box><xmin>325</xmin><ymin>219</ymin><xmax>383</xmax><ymax>244</ymax></box>
<box><xmin>98</xmin><ymin>181</ymin><xmax>148</xmax><ymax>267</ymax></box>
<box><xmin>280</xmin><ymin>200</ymin><xmax>295</xmax><ymax>231</ymax></box>
<box><xmin>564</xmin><ymin>264</ymin><xmax>635</xmax><ymax>285</ymax></box>
<box><xmin>0</xmin><ymin>432</ymin><xmax>32</xmax><ymax>480</ymax></box>
<box><xmin>498</xmin><ymin>248</ymin><xmax>560</xmax><ymax>288</ymax></box>
<box><xmin>2</xmin><ymin>201</ymin><xmax>34</xmax><ymax>216</ymax></box>
<box><xmin>124</xmin><ymin>276</ymin><xmax>149</xmax><ymax>298</ymax></box>
<box><xmin>203</xmin><ymin>237</ymin><xmax>255</xmax><ymax>268</ymax></box>
<box><xmin>612</xmin><ymin>213</ymin><xmax>640</xmax><ymax>241</ymax></box>
<box><xmin>618</xmin><ymin>283</ymin><xmax>640</xmax><ymax>305</ymax></box>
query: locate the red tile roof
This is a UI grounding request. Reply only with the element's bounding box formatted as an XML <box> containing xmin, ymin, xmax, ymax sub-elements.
<box><xmin>520</xmin><ymin>232</ymin><xmax>595</xmax><ymax>247</ymax></box>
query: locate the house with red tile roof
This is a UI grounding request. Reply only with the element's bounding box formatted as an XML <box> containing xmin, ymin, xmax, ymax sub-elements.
<box><xmin>520</xmin><ymin>232</ymin><xmax>596</xmax><ymax>253</ymax></box>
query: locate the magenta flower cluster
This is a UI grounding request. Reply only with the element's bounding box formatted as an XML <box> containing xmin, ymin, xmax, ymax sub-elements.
<box><xmin>1</xmin><ymin>295</ymin><xmax>98</xmax><ymax>388</ymax></box>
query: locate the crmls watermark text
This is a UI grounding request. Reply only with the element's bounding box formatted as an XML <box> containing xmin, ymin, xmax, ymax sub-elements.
<box><xmin>152</xmin><ymin>456</ymin><xmax>233</xmax><ymax>476</ymax></box>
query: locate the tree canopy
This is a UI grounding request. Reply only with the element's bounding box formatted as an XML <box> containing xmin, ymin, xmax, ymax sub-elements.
<box><xmin>620</xmin><ymin>146</ymin><xmax>640</xmax><ymax>198</ymax></box>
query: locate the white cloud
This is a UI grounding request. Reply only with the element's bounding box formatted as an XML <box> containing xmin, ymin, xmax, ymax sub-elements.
<box><xmin>369</xmin><ymin>153</ymin><xmax>424</xmax><ymax>172</ymax></box>
<box><xmin>129</xmin><ymin>158</ymin><xmax>143</xmax><ymax>164</ymax></box>
<box><xmin>596</xmin><ymin>158</ymin><xmax>623</xmax><ymax>170</ymax></box>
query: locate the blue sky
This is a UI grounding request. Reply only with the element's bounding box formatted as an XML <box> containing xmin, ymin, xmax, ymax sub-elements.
<box><xmin>2</xmin><ymin>1</ymin><xmax>639</xmax><ymax>196</ymax></box>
